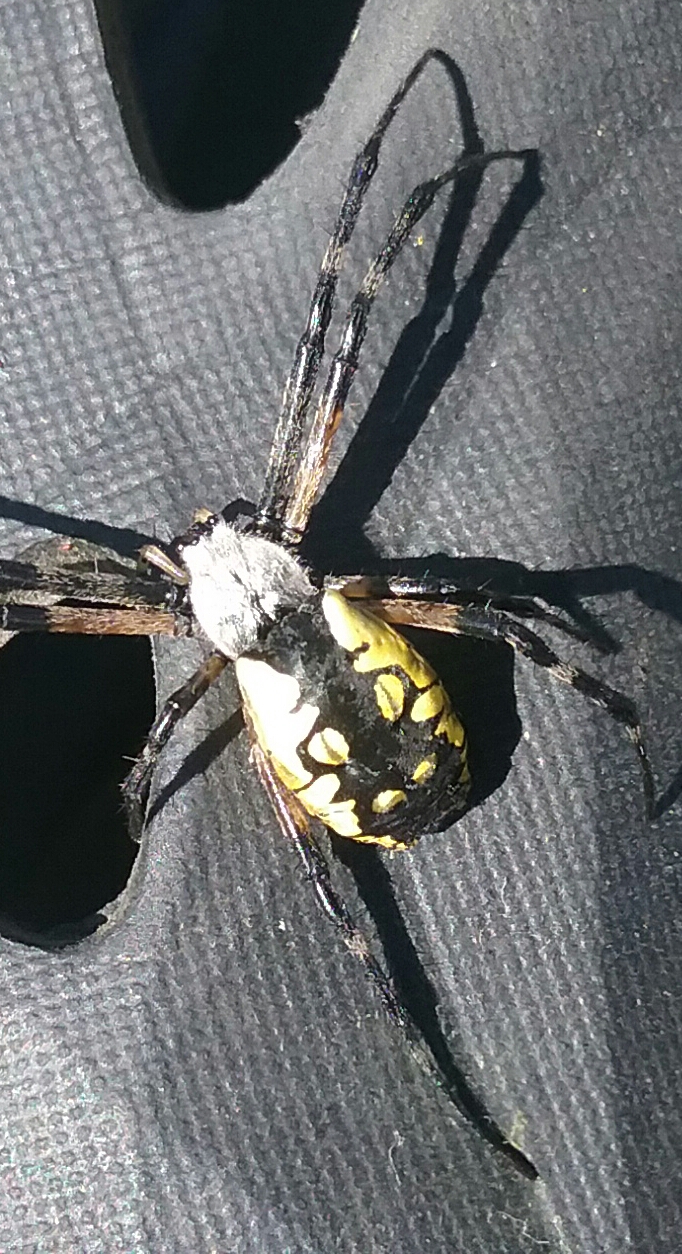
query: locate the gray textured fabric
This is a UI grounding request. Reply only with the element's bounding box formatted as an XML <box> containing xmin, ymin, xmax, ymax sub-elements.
<box><xmin>1</xmin><ymin>1</ymin><xmax>681</xmax><ymax>1251</ymax></box>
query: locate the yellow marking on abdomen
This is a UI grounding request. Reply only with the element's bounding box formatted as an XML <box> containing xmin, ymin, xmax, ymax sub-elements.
<box><xmin>410</xmin><ymin>685</ymin><xmax>445</xmax><ymax>722</ymax></box>
<box><xmin>235</xmin><ymin>656</ymin><xmax>317</xmax><ymax>790</ymax></box>
<box><xmin>297</xmin><ymin>772</ymin><xmax>341</xmax><ymax>808</ymax></box>
<box><xmin>322</xmin><ymin>589</ymin><xmax>466</xmax><ymax>749</ymax></box>
<box><xmin>374</xmin><ymin>673</ymin><xmax>404</xmax><ymax>721</ymax></box>
<box><xmin>350</xmin><ymin>832</ymin><xmax>416</xmax><ymax>851</ymax></box>
<box><xmin>297</xmin><ymin>772</ymin><xmax>362</xmax><ymax>838</ymax></box>
<box><xmin>322</xmin><ymin>589</ymin><xmax>436</xmax><ymax>689</ymax></box>
<box><xmin>371</xmin><ymin>788</ymin><xmax>407</xmax><ymax>814</ymax></box>
<box><xmin>412</xmin><ymin>753</ymin><xmax>437</xmax><ymax>783</ymax></box>
<box><xmin>410</xmin><ymin>680</ymin><xmax>466</xmax><ymax>749</ymax></box>
<box><xmin>307</xmin><ymin>727</ymin><xmax>350</xmax><ymax>765</ymax></box>
<box><xmin>435</xmin><ymin>709</ymin><xmax>466</xmax><ymax>747</ymax></box>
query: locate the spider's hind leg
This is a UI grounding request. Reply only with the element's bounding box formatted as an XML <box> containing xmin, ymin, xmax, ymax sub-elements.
<box><xmin>251</xmin><ymin>732</ymin><xmax>538</xmax><ymax>1180</ymax></box>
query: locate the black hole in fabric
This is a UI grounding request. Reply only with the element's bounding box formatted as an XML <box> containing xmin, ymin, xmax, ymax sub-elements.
<box><xmin>94</xmin><ymin>0</ymin><xmax>365</xmax><ymax>209</ymax></box>
<box><xmin>0</xmin><ymin>634</ymin><xmax>155</xmax><ymax>944</ymax></box>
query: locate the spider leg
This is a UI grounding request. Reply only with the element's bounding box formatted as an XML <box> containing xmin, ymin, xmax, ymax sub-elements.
<box><xmin>138</xmin><ymin>543</ymin><xmax>189</xmax><ymax>585</ymax></box>
<box><xmin>283</xmin><ymin>146</ymin><xmax>533</xmax><ymax>540</ymax></box>
<box><xmin>122</xmin><ymin>651</ymin><xmax>228</xmax><ymax>841</ymax></box>
<box><xmin>0</xmin><ymin>558</ymin><xmax>190</xmax><ymax>638</ymax></box>
<box><xmin>251</xmin><ymin>734</ymin><xmax>538</xmax><ymax>1180</ymax></box>
<box><xmin>368</xmin><ymin>597</ymin><xmax>655</xmax><ymax>817</ymax></box>
<box><xmin>0</xmin><ymin>546</ymin><xmax>192</xmax><ymax>639</ymax></box>
<box><xmin>328</xmin><ymin>573</ymin><xmax>613</xmax><ymax>653</ymax></box>
<box><xmin>0</xmin><ymin>555</ymin><xmax>180</xmax><ymax>607</ymax></box>
<box><xmin>256</xmin><ymin>49</ymin><xmax>491</xmax><ymax>538</ymax></box>
<box><xmin>0</xmin><ymin>602</ymin><xmax>184</xmax><ymax>636</ymax></box>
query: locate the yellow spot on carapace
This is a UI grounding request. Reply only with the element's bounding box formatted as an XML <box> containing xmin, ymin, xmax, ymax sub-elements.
<box><xmin>307</xmin><ymin>727</ymin><xmax>350</xmax><ymax>765</ymax></box>
<box><xmin>412</xmin><ymin>753</ymin><xmax>437</xmax><ymax>783</ymax></box>
<box><xmin>371</xmin><ymin>788</ymin><xmax>407</xmax><ymax>814</ymax></box>
<box><xmin>322</xmin><ymin>589</ymin><xmax>436</xmax><ymax>689</ymax></box>
<box><xmin>297</xmin><ymin>773</ymin><xmax>362</xmax><ymax>838</ymax></box>
<box><xmin>374</xmin><ymin>673</ymin><xmax>404</xmax><ymax>721</ymax></box>
<box><xmin>411</xmin><ymin>685</ymin><xmax>445</xmax><ymax>722</ymax></box>
<box><xmin>235</xmin><ymin>657</ymin><xmax>317</xmax><ymax>790</ymax></box>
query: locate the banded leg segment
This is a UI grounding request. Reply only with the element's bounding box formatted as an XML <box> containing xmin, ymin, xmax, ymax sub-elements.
<box><xmin>251</xmin><ymin>734</ymin><xmax>537</xmax><ymax>1179</ymax></box>
<box><xmin>122</xmin><ymin>652</ymin><xmax>228</xmax><ymax>841</ymax></box>
<box><xmin>328</xmin><ymin>573</ymin><xmax>611</xmax><ymax>653</ymax></box>
<box><xmin>0</xmin><ymin>557</ymin><xmax>176</xmax><ymax>605</ymax></box>
<box><xmin>257</xmin><ymin>50</ymin><xmax>473</xmax><ymax>537</ymax></box>
<box><xmin>0</xmin><ymin>549</ymin><xmax>192</xmax><ymax>639</ymax></box>
<box><xmin>368</xmin><ymin>597</ymin><xmax>655</xmax><ymax>816</ymax></box>
<box><xmin>283</xmin><ymin>147</ymin><xmax>533</xmax><ymax>540</ymax></box>
<box><xmin>0</xmin><ymin>603</ymin><xmax>183</xmax><ymax>636</ymax></box>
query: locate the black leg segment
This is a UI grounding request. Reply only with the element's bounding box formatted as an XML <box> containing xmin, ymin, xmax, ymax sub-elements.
<box><xmin>122</xmin><ymin>651</ymin><xmax>228</xmax><ymax>842</ymax></box>
<box><xmin>256</xmin><ymin>48</ymin><xmax>509</xmax><ymax>537</ymax></box>
<box><xmin>329</xmin><ymin>573</ymin><xmax>614</xmax><ymax>653</ymax></box>
<box><xmin>252</xmin><ymin>736</ymin><xmax>538</xmax><ymax>1180</ymax></box>
<box><xmin>283</xmin><ymin>149</ymin><xmax>534</xmax><ymax>539</ymax></box>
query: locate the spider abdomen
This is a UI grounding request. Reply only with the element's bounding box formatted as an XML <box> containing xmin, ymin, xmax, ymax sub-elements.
<box><xmin>236</xmin><ymin>589</ymin><xmax>470</xmax><ymax>848</ymax></box>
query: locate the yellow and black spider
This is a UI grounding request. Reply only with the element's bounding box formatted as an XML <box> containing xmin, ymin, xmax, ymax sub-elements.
<box><xmin>0</xmin><ymin>50</ymin><xmax>655</xmax><ymax>1182</ymax></box>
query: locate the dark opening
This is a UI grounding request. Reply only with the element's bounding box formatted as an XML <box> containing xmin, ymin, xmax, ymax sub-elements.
<box><xmin>0</xmin><ymin>633</ymin><xmax>155</xmax><ymax>945</ymax></box>
<box><xmin>93</xmin><ymin>0</ymin><xmax>365</xmax><ymax>208</ymax></box>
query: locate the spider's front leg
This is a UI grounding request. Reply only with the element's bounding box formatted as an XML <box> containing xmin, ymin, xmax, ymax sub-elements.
<box><xmin>122</xmin><ymin>651</ymin><xmax>228</xmax><ymax>842</ymax></box>
<box><xmin>282</xmin><ymin>146</ymin><xmax>534</xmax><ymax>542</ymax></box>
<box><xmin>0</xmin><ymin>547</ymin><xmax>189</xmax><ymax>638</ymax></box>
<box><xmin>255</xmin><ymin>50</ymin><xmax>449</xmax><ymax>535</ymax></box>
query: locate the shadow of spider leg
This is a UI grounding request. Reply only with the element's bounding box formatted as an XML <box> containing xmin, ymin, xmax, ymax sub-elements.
<box><xmin>250</xmin><ymin>727</ymin><xmax>538</xmax><ymax>1181</ymax></box>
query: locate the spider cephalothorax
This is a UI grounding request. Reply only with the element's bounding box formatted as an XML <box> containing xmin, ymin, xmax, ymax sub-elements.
<box><xmin>176</xmin><ymin>512</ymin><xmax>315</xmax><ymax>658</ymax></box>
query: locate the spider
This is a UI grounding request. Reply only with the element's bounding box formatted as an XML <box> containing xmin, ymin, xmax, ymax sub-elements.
<box><xmin>0</xmin><ymin>50</ymin><xmax>655</xmax><ymax>1182</ymax></box>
